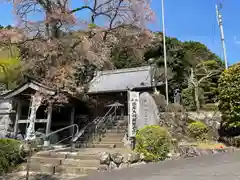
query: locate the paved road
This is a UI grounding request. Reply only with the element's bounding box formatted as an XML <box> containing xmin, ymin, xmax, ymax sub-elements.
<box><xmin>78</xmin><ymin>151</ymin><xmax>240</xmax><ymax>180</ymax></box>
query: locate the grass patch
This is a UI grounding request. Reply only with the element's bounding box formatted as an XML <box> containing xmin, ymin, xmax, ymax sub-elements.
<box><xmin>196</xmin><ymin>142</ymin><xmax>226</xmax><ymax>149</ymax></box>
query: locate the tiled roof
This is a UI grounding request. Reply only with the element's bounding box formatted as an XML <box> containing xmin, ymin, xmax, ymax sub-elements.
<box><xmin>88</xmin><ymin>66</ymin><xmax>164</xmax><ymax>93</ymax></box>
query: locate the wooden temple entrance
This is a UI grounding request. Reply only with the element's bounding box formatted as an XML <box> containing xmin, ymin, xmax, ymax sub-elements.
<box><xmin>1</xmin><ymin>78</ymin><xmax>90</xmax><ymax>145</ymax></box>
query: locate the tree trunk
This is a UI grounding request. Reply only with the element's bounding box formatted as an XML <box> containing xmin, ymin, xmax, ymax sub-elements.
<box><xmin>194</xmin><ymin>85</ymin><xmax>200</xmax><ymax>113</ymax></box>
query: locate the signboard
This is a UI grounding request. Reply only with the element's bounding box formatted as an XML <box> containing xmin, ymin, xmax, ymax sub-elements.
<box><xmin>128</xmin><ymin>91</ymin><xmax>140</xmax><ymax>137</ymax></box>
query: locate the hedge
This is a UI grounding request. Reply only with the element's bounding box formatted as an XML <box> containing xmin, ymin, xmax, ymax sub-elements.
<box><xmin>0</xmin><ymin>139</ymin><xmax>25</xmax><ymax>174</ymax></box>
<box><xmin>135</xmin><ymin>125</ymin><xmax>171</xmax><ymax>162</ymax></box>
<box><xmin>218</xmin><ymin>64</ymin><xmax>240</xmax><ymax>136</ymax></box>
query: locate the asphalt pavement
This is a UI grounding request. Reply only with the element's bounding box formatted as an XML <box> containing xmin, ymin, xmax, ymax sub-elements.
<box><xmin>77</xmin><ymin>151</ymin><xmax>240</xmax><ymax>180</ymax></box>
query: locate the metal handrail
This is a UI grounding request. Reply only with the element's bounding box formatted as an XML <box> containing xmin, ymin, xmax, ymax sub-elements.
<box><xmin>94</xmin><ymin>105</ymin><xmax>119</xmax><ymax>141</ymax></box>
<box><xmin>95</xmin><ymin>106</ymin><xmax>115</xmax><ymax>131</ymax></box>
<box><xmin>38</xmin><ymin>124</ymin><xmax>79</xmax><ymax>144</ymax></box>
<box><xmin>19</xmin><ymin>106</ymin><xmax>122</xmax><ymax>148</ymax></box>
<box><xmin>56</xmin><ymin>135</ymin><xmax>73</xmax><ymax>145</ymax></box>
<box><xmin>72</xmin><ymin>117</ymin><xmax>100</xmax><ymax>142</ymax></box>
<box><xmin>38</xmin><ymin>104</ymin><xmax>121</xmax><ymax>147</ymax></box>
<box><xmin>72</xmin><ymin>105</ymin><xmax>119</xmax><ymax>144</ymax></box>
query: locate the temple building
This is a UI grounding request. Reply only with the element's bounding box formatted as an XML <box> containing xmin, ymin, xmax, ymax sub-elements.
<box><xmin>0</xmin><ymin>66</ymin><xmax>166</xmax><ymax>142</ymax></box>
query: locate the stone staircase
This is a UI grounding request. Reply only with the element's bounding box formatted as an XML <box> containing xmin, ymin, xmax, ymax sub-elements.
<box><xmin>23</xmin><ymin>117</ymin><xmax>129</xmax><ymax>177</ymax></box>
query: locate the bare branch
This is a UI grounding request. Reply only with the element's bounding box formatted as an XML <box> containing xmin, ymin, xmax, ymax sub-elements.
<box><xmin>198</xmin><ymin>71</ymin><xmax>218</xmax><ymax>84</ymax></box>
<box><xmin>70</xmin><ymin>6</ymin><xmax>94</xmax><ymax>13</ymax></box>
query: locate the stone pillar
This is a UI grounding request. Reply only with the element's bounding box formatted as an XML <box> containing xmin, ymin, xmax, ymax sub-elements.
<box><xmin>43</xmin><ymin>104</ymin><xmax>53</xmax><ymax>147</ymax></box>
<box><xmin>13</xmin><ymin>101</ymin><xmax>21</xmax><ymax>138</ymax></box>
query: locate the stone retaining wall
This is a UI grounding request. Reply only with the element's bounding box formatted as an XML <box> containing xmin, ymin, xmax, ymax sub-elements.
<box><xmin>159</xmin><ymin>112</ymin><xmax>188</xmax><ymax>141</ymax></box>
<box><xmin>98</xmin><ymin>146</ymin><xmax>234</xmax><ymax>172</ymax></box>
<box><xmin>159</xmin><ymin>111</ymin><xmax>221</xmax><ymax>141</ymax></box>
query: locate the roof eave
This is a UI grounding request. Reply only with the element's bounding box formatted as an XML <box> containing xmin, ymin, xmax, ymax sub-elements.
<box><xmin>87</xmin><ymin>83</ymin><xmax>164</xmax><ymax>95</ymax></box>
<box><xmin>1</xmin><ymin>80</ymin><xmax>56</xmax><ymax>100</ymax></box>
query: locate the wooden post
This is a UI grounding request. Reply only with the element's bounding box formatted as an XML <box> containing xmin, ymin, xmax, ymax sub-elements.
<box><xmin>70</xmin><ymin>107</ymin><xmax>75</xmax><ymax>151</ymax></box>
<box><xmin>13</xmin><ymin>101</ymin><xmax>21</xmax><ymax>138</ymax></box>
<box><xmin>121</xmin><ymin>107</ymin><xmax>124</xmax><ymax>116</ymax></box>
<box><xmin>44</xmin><ymin>104</ymin><xmax>53</xmax><ymax>147</ymax></box>
<box><xmin>25</xmin><ymin>141</ymin><xmax>32</xmax><ymax>180</ymax></box>
<box><xmin>70</xmin><ymin>107</ymin><xmax>75</xmax><ymax>138</ymax></box>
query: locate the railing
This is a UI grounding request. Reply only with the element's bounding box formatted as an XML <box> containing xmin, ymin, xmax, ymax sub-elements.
<box><xmin>23</xmin><ymin>104</ymin><xmax>123</xmax><ymax>149</ymax></box>
<box><xmin>70</xmin><ymin>105</ymin><xmax>125</xmax><ymax>149</ymax></box>
<box><xmin>71</xmin><ymin>116</ymin><xmax>101</xmax><ymax>147</ymax></box>
<box><xmin>94</xmin><ymin>106</ymin><xmax>119</xmax><ymax>141</ymax></box>
<box><xmin>71</xmin><ymin>106</ymin><xmax>117</xmax><ymax>148</ymax></box>
<box><xmin>36</xmin><ymin>124</ymin><xmax>79</xmax><ymax>146</ymax></box>
<box><xmin>95</xmin><ymin>106</ymin><xmax>115</xmax><ymax>132</ymax></box>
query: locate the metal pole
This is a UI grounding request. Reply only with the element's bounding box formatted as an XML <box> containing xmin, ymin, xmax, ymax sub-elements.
<box><xmin>161</xmin><ymin>0</ymin><xmax>169</xmax><ymax>104</ymax></box>
<box><xmin>216</xmin><ymin>4</ymin><xmax>228</xmax><ymax>69</ymax></box>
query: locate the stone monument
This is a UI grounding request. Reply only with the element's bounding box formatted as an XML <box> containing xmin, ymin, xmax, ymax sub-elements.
<box><xmin>137</xmin><ymin>92</ymin><xmax>160</xmax><ymax>129</ymax></box>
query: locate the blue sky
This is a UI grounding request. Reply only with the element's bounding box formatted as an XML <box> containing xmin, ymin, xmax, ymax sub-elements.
<box><xmin>150</xmin><ymin>0</ymin><xmax>240</xmax><ymax>65</ymax></box>
<box><xmin>0</xmin><ymin>0</ymin><xmax>239</xmax><ymax>65</ymax></box>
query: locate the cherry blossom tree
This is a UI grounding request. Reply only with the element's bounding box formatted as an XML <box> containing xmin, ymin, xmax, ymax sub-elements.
<box><xmin>12</xmin><ymin>0</ymin><xmax>154</xmax><ymax>38</ymax></box>
<box><xmin>0</xmin><ymin>0</ymin><xmax>155</xmax><ymax>102</ymax></box>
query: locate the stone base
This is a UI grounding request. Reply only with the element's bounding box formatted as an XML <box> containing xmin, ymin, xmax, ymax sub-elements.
<box><xmin>43</xmin><ymin>141</ymin><xmax>50</xmax><ymax>147</ymax></box>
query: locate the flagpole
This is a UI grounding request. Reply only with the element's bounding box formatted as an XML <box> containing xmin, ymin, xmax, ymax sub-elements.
<box><xmin>161</xmin><ymin>0</ymin><xmax>169</xmax><ymax>105</ymax></box>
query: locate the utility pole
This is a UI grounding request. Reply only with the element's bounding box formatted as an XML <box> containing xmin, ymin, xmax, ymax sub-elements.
<box><xmin>161</xmin><ymin>0</ymin><xmax>169</xmax><ymax>105</ymax></box>
<box><xmin>216</xmin><ymin>4</ymin><xmax>228</xmax><ymax>69</ymax></box>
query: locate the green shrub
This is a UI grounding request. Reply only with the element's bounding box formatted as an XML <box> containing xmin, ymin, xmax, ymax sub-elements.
<box><xmin>0</xmin><ymin>139</ymin><xmax>24</xmax><ymax>174</ymax></box>
<box><xmin>182</xmin><ymin>87</ymin><xmax>204</xmax><ymax>111</ymax></box>
<box><xmin>187</xmin><ymin>121</ymin><xmax>208</xmax><ymax>141</ymax></box>
<box><xmin>218</xmin><ymin>64</ymin><xmax>240</xmax><ymax>136</ymax></box>
<box><xmin>135</xmin><ymin>125</ymin><xmax>171</xmax><ymax>162</ymax></box>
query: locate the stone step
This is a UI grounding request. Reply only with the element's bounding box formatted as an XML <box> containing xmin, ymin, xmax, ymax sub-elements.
<box><xmin>27</xmin><ymin>163</ymin><xmax>98</xmax><ymax>175</ymax></box>
<box><xmin>31</xmin><ymin>157</ymin><xmax>100</xmax><ymax>167</ymax></box>
<box><xmin>31</xmin><ymin>157</ymin><xmax>62</xmax><ymax>165</ymax></box>
<box><xmin>66</xmin><ymin>154</ymin><xmax>99</xmax><ymax>160</ymax></box>
<box><xmin>54</xmin><ymin>147</ymin><xmax>128</xmax><ymax>154</ymax></box>
<box><xmin>55</xmin><ymin>165</ymin><xmax>98</xmax><ymax>175</ymax></box>
<box><xmin>73</xmin><ymin>147</ymin><xmax>129</xmax><ymax>154</ymax></box>
<box><xmin>102</xmin><ymin>133</ymin><xmax>125</xmax><ymax>139</ymax></box>
<box><xmin>35</xmin><ymin>151</ymin><xmax>67</xmax><ymax>159</ymax></box>
<box><xmin>100</xmin><ymin>137</ymin><xmax>123</xmax><ymax>142</ymax></box>
<box><xmin>28</xmin><ymin>163</ymin><xmax>55</xmax><ymax>174</ymax></box>
<box><xmin>35</xmin><ymin>151</ymin><xmax>99</xmax><ymax>161</ymax></box>
<box><xmin>61</xmin><ymin>159</ymin><xmax>100</xmax><ymax>167</ymax></box>
<box><xmin>53</xmin><ymin>173</ymin><xmax>88</xmax><ymax>178</ymax></box>
<box><xmin>105</xmin><ymin>125</ymin><xmax>127</xmax><ymax>130</ymax></box>
<box><xmin>106</xmin><ymin>129</ymin><xmax>126</xmax><ymax>133</ymax></box>
<box><xmin>110</xmin><ymin>122</ymin><xmax>127</xmax><ymax>126</ymax></box>
<box><xmin>89</xmin><ymin>142</ymin><xmax>124</xmax><ymax>148</ymax></box>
